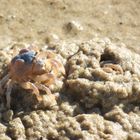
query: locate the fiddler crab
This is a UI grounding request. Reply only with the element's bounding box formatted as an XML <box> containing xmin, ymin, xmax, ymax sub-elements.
<box><xmin>0</xmin><ymin>47</ymin><xmax>65</xmax><ymax>108</ymax></box>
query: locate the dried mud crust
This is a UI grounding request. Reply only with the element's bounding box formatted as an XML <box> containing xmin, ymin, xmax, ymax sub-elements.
<box><xmin>0</xmin><ymin>38</ymin><xmax>140</xmax><ymax>139</ymax></box>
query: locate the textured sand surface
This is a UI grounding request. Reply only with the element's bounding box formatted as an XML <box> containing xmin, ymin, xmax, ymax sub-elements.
<box><xmin>0</xmin><ymin>38</ymin><xmax>139</xmax><ymax>139</ymax></box>
<box><xmin>0</xmin><ymin>0</ymin><xmax>140</xmax><ymax>140</ymax></box>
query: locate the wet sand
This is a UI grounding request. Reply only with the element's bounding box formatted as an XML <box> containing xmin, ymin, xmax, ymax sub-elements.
<box><xmin>0</xmin><ymin>0</ymin><xmax>140</xmax><ymax>51</ymax></box>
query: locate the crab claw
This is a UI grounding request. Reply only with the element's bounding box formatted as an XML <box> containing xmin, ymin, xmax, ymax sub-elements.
<box><xmin>20</xmin><ymin>82</ymin><xmax>42</xmax><ymax>101</ymax></box>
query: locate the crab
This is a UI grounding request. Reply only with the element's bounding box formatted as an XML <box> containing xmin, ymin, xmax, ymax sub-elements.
<box><xmin>0</xmin><ymin>47</ymin><xmax>65</xmax><ymax>108</ymax></box>
<box><xmin>100</xmin><ymin>61</ymin><xmax>123</xmax><ymax>74</ymax></box>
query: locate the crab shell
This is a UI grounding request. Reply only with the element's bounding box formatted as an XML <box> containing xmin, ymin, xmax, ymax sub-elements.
<box><xmin>9</xmin><ymin>48</ymin><xmax>65</xmax><ymax>84</ymax></box>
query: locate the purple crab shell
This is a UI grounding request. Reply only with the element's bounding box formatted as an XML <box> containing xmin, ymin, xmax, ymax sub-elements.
<box><xmin>11</xmin><ymin>51</ymin><xmax>36</xmax><ymax>64</ymax></box>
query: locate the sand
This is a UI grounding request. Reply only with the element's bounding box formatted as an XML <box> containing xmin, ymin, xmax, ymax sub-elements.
<box><xmin>0</xmin><ymin>0</ymin><xmax>140</xmax><ymax>140</ymax></box>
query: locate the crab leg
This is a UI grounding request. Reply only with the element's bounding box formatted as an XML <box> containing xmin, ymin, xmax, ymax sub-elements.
<box><xmin>6</xmin><ymin>79</ymin><xmax>14</xmax><ymax>108</ymax></box>
<box><xmin>33</xmin><ymin>73</ymin><xmax>55</xmax><ymax>86</ymax></box>
<box><xmin>34</xmin><ymin>83</ymin><xmax>57</xmax><ymax>106</ymax></box>
<box><xmin>34</xmin><ymin>83</ymin><xmax>51</xmax><ymax>95</ymax></box>
<box><xmin>0</xmin><ymin>74</ymin><xmax>10</xmax><ymax>94</ymax></box>
<box><xmin>20</xmin><ymin>82</ymin><xmax>42</xmax><ymax>101</ymax></box>
<box><xmin>37</xmin><ymin>50</ymin><xmax>56</xmax><ymax>59</ymax></box>
<box><xmin>45</xmin><ymin>59</ymin><xmax>65</xmax><ymax>76</ymax></box>
<box><xmin>52</xmin><ymin>59</ymin><xmax>65</xmax><ymax>75</ymax></box>
<box><xmin>45</xmin><ymin>59</ymin><xmax>58</xmax><ymax>75</ymax></box>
